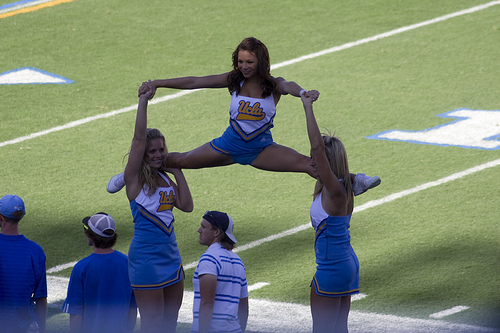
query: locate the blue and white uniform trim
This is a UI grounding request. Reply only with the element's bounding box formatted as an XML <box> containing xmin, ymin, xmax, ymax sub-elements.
<box><xmin>228</xmin><ymin>83</ymin><xmax>276</xmax><ymax>142</ymax></box>
<box><xmin>131</xmin><ymin>264</ymin><xmax>184</xmax><ymax>290</ymax></box>
<box><xmin>135</xmin><ymin>202</ymin><xmax>174</xmax><ymax>236</ymax></box>
<box><xmin>128</xmin><ymin>172</ymin><xmax>184</xmax><ymax>290</ymax></box>
<box><xmin>310</xmin><ymin>192</ymin><xmax>360</xmax><ymax>297</ymax></box>
<box><xmin>207</xmin><ymin>81</ymin><xmax>277</xmax><ymax>165</ymax></box>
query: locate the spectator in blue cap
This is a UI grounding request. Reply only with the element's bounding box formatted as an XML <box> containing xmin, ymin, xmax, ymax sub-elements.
<box><xmin>0</xmin><ymin>194</ymin><xmax>47</xmax><ymax>333</ymax></box>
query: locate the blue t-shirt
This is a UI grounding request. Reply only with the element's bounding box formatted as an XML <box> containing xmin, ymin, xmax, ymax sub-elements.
<box><xmin>62</xmin><ymin>250</ymin><xmax>136</xmax><ymax>333</ymax></box>
<box><xmin>0</xmin><ymin>233</ymin><xmax>47</xmax><ymax>333</ymax></box>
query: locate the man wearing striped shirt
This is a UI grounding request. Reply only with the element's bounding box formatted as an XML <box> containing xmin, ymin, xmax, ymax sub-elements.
<box><xmin>192</xmin><ymin>211</ymin><xmax>248</xmax><ymax>333</ymax></box>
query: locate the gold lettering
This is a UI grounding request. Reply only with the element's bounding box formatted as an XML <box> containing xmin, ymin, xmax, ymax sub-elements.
<box><xmin>237</xmin><ymin>100</ymin><xmax>265</xmax><ymax>121</ymax></box>
<box><xmin>158</xmin><ymin>190</ymin><xmax>175</xmax><ymax>212</ymax></box>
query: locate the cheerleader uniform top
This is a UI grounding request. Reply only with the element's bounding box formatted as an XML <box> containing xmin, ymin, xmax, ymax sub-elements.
<box><xmin>128</xmin><ymin>172</ymin><xmax>184</xmax><ymax>289</ymax></box>
<box><xmin>228</xmin><ymin>81</ymin><xmax>276</xmax><ymax>142</ymax></box>
<box><xmin>310</xmin><ymin>192</ymin><xmax>353</xmax><ymax>265</ymax></box>
<box><xmin>130</xmin><ymin>172</ymin><xmax>176</xmax><ymax>243</ymax></box>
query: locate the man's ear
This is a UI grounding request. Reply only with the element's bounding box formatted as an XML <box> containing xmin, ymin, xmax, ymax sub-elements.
<box><xmin>214</xmin><ymin>227</ymin><xmax>223</xmax><ymax>240</ymax></box>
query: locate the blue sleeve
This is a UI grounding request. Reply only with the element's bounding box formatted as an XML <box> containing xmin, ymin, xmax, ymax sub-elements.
<box><xmin>33</xmin><ymin>247</ymin><xmax>47</xmax><ymax>299</ymax></box>
<box><xmin>61</xmin><ymin>261</ymin><xmax>85</xmax><ymax>315</ymax></box>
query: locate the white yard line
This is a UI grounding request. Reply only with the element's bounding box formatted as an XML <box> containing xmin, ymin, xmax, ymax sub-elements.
<box><xmin>0</xmin><ymin>90</ymin><xmax>197</xmax><ymax>148</ymax></box>
<box><xmin>430</xmin><ymin>306</ymin><xmax>471</xmax><ymax>319</ymax></box>
<box><xmin>178</xmin><ymin>292</ymin><xmax>498</xmax><ymax>333</ymax></box>
<box><xmin>50</xmin><ymin>285</ymin><xmax>499</xmax><ymax>332</ymax></box>
<box><xmin>271</xmin><ymin>1</ymin><xmax>500</xmax><ymax>70</ymax></box>
<box><xmin>2</xmin><ymin>1</ymin><xmax>499</xmax><ymax>148</ymax></box>
<box><xmin>354</xmin><ymin>159</ymin><xmax>500</xmax><ymax>213</ymax></box>
<box><xmin>247</xmin><ymin>282</ymin><xmax>270</xmax><ymax>292</ymax></box>
<box><xmin>46</xmin><ymin>261</ymin><xmax>78</xmax><ymax>274</ymax></box>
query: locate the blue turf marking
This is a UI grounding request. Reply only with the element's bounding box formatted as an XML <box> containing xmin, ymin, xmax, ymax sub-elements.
<box><xmin>0</xmin><ymin>67</ymin><xmax>74</xmax><ymax>85</ymax></box>
<box><xmin>0</xmin><ymin>0</ymin><xmax>41</xmax><ymax>11</ymax></box>
<box><xmin>367</xmin><ymin>109</ymin><xmax>500</xmax><ymax>150</ymax></box>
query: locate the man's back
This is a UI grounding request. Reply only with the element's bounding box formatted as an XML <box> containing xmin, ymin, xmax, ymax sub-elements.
<box><xmin>0</xmin><ymin>233</ymin><xmax>47</xmax><ymax>332</ymax></box>
<box><xmin>62</xmin><ymin>250</ymin><xmax>136</xmax><ymax>333</ymax></box>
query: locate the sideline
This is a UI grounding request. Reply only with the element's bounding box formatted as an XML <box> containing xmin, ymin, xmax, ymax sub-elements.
<box><xmin>0</xmin><ymin>0</ymin><xmax>74</xmax><ymax>19</ymax></box>
<box><xmin>1</xmin><ymin>1</ymin><xmax>500</xmax><ymax>148</ymax></box>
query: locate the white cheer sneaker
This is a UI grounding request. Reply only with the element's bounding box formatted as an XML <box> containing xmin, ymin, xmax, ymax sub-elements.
<box><xmin>106</xmin><ymin>172</ymin><xmax>125</xmax><ymax>194</ymax></box>
<box><xmin>353</xmin><ymin>173</ymin><xmax>381</xmax><ymax>196</ymax></box>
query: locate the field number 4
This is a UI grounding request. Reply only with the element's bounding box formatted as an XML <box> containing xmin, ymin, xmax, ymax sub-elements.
<box><xmin>368</xmin><ymin>109</ymin><xmax>500</xmax><ymax>150</ymax></box>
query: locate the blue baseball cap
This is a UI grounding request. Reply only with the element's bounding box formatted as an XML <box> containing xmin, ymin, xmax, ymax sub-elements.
<box><xmin>0</xmin><ymin>195</ymin><xmax>26</xmax><ymax>220</ymax></box>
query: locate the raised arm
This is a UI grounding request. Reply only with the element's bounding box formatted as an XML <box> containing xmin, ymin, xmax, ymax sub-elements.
<box><xmin>124</xmin><ymin>83</ymin><xmax>155</xmax><ymax>201</ymax></box>
<box><xmin>138</xmin><ymin>72</ymin><xmax>231</xmax><ymax>98</ymax></box>
<box><xmin>302</xmin><ymin>95</ymin><xmax>347</xmax><ymax>215</ymax></box>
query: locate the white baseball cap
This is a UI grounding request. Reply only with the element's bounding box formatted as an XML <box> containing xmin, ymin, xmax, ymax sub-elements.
<box><xmin>82</xmin><ymin>212</ymin><xmax>116</xmax><ymax>237</ymax></box>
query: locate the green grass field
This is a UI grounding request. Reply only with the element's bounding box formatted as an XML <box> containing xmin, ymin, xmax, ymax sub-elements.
<box><xmin>1</xmin><ymin>0</ymin><xmax>499</xmax><ymax>332</ymax></box>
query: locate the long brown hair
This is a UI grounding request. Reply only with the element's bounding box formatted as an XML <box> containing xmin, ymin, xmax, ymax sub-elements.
<box><xmin>140</xmin><ymin>128</ymin><xmax>167</xmax><ymax>196</ymax></box>
<box><xmin>314</xmin><ymin>132</ymin><xmax>353</xmax><ymax>200</ymax></box>
<box><xmin>227</xmin><ymin>37</ymin><xmax>275</xmax><ymax>98</ymax></box>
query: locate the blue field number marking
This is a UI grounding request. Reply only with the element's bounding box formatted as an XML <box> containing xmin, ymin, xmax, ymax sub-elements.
<box><xmin>0</xmin><ymin>67</ymin><xmax>74</xmax><ymax>85</ymax></box>
<box><xmin>368</xmin><ymin>109</ymin><xmax>500</xmax><ymax>150</ymax></box>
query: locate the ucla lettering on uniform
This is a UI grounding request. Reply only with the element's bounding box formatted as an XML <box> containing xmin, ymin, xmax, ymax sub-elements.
<box><xmin>236</xmin><ymin>100</ymin><xmax>265</xmax><ymax>121</ymax></box>
<box><xmin>157</xmin><ymin>190</ymin><xmax>175</xmax><ymax>212</ymax></box>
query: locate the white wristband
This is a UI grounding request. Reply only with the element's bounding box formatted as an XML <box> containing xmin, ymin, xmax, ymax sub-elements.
<box><xmin>299</xmin><ymin>89</ymin><xmax>307</xmax><ymax>97</ymax></box>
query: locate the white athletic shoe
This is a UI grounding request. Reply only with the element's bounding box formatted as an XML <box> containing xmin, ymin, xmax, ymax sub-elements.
<box><xmin>106</xmin><ymin>172</ymin><xmax>125</xmax><ymax>194</ymax></box>
<box><xmin>353</xmin><ymin>173</ymin><xmax>381</xmax><ymax>196</ymax></box>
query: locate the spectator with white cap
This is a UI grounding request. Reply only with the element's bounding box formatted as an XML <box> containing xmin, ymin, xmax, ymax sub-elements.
<box><xmin>62</xmin><ymin>212</ymin><xmax>137</xmax><ymax>333</ymax></box>
<box><xmin>192</xmin><ymin>210</ymin><xmax>248</xmax><ymax>333</ymax></box>
<box><xmin>0</xmin><ymin>194</ymin><xmax>47</xmax><ymax>333</ymax></box>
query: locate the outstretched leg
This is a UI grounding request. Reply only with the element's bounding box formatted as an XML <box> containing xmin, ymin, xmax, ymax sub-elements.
<box><xmin>106</xmin><ymin>143</ymin><xmax>235</xmax><ymax>194</ymax></box>
<box><xmin>165</xmin><ymin>143</ymin><xmax>235</xmax><ymax>169</ymax></box>
<box><xmin>251</xmin><ymin>145</ymin><xmax>382</xmax><ymax>197</ymax></box>
<box><xmin>107</xmin><ymin>142</ymin><xmax>381</xmax><ymax>195</ymax></box>
<box><xmin>250</xmin><ymin>144</ymin><xmax>316</xmax><ymax>177</ymax></box>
